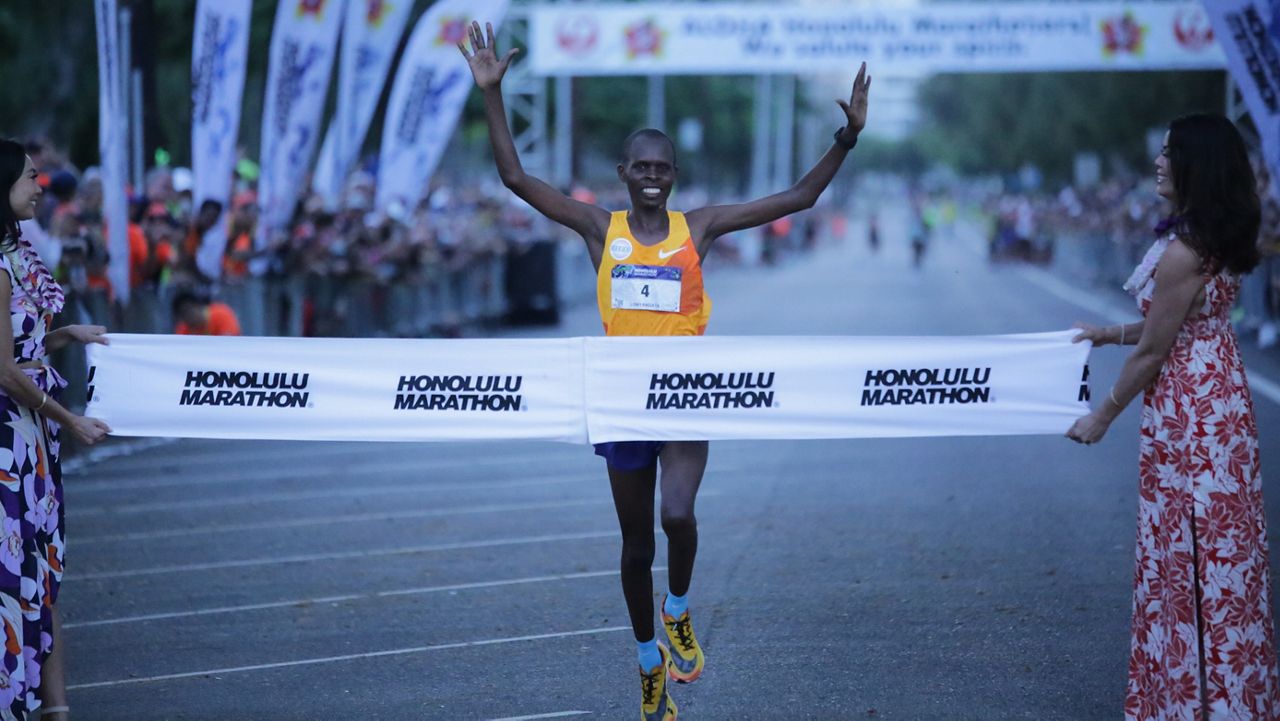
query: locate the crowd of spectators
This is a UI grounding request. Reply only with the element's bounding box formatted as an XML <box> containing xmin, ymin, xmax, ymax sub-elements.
<box><xmin>981</xmin><ymin>168</ymin><xmax>1280</xmax><ymax>349</ymax></box>
<box><xmin>17</xmin><ymin>138</ymin><xmax>843</xmax><ymax>348</ymax></box>
<box><xmin>18</xmin><ymin>138</ymin><xmax>569</xmax><ymax>340</ymax></box>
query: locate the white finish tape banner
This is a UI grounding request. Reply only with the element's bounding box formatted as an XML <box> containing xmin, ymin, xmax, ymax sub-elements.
<box><xmin>86</xmin><ymin>335</ymin><xmax>588</xmax><ymax>443</ymax></box>
<box><xmin>584</xmin><ymin>332</ymin><xmax>1090</xmax><ymax>442</ymax></box>
<box><xmin>530</xmin><ymin>1</ymin><xmax>1222</xmax><ymax>76</ymax></box>
<box><xmin>86</xmin><ymin>332</ymin><xmax>1089</xmax><ymax>443</ymax></box>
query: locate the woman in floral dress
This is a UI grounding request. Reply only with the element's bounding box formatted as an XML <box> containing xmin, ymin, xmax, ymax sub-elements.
<box><xmin>1069</xmin><ymin>114</ymin><xmax>1280</xmax><ymax>719</ymax></box>
<box><xmin>0</xmin><ymin>140</ymin><xmax>110</xmax><ymax>720</ymax></box>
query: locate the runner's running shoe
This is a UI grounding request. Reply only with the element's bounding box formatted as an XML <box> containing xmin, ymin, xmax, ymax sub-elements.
<box><xmin>661</xmin><ymin>595</ymin><xmax>705</xmax><ymax>683</ymax></box>
<box><xmin>640</xmin><ymin>644</ymin><xmax>678</xmax><ymax>721</ymax></box>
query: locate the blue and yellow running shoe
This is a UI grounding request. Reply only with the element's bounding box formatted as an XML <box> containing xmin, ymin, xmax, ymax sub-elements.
<box><xmin>640</xmin><ymin>644</ymin><xmax>678</xmax><ymax>720</ymax></box>
<box><xmin>661</xmin><ymin>596</ymin><xmax>705</xmax><ymax>684</ymax></box>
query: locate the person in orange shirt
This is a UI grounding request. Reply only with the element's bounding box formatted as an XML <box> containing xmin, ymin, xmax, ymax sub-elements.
<box><xmin>133</xmin><ymin>202</ymin><xmax>176</xmax><ymax>289</ymax></box>
<box><xmin>463</xmin><ymin>23</ymin><xmax>870</xmax><ymax>720</ymax></box>
<box><xmin>222</xmin><ymin>192</ymin><xmax>258</xmax><ymax>280</ymax></box>
<box><xmin>172</xmin><ymin>289</ymin><xmax>241</xmax><ymax>336</ymax></box>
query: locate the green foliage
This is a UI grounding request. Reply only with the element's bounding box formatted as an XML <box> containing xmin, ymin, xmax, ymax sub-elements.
<box><xmin>671</xmin><ymin>75</ymin><xmax>755</xmax><ymax>192</ymax></box>
<box><xmin>0</xmin><ymin>1</ymin><xmax>1230</xmax><ymax>189</ymax></box>
<box><xmin>0</xmin><ymin>0</ymin><xmax>426</xmax><ymax>168</ymax></box>
<box><xmin>849</xmin><ymin>135</ymin><xmax>928</xmax><ymax>176</ymax></box>
<box><xmin>912</xmin><ymin>70</ymin><xmax>1227</xmax><ymax>182</ymax></box>
<box><xmin>536</xmin><ymin>73</ymin><xmax>757</xmax><ymax>191</ymax></box>
<box><xmin>0</xmin><ymin>2</ymin><xmax>99</xmax><ymax>161</ymax></box>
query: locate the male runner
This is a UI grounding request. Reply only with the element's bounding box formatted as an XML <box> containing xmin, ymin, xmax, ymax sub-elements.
<box><xmin>460</xmin><ymin>22</ymin><xmax>869</xmax><ymax>720</ymax></box>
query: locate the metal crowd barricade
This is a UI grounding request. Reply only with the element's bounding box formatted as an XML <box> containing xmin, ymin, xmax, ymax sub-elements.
<box><xmin>100</xmin><ymin>241</ymin><xmax>583</xmax><ymax>341</ymax></box>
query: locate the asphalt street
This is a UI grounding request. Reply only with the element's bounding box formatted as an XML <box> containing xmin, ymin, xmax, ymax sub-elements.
<box><xmin>60</xmin><ymin>205</ymin><xmax>1280</xmax><ymax>720</ymax></box>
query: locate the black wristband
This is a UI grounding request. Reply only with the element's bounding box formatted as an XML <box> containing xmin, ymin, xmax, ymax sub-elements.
<box><xmin>834</xmin><ymin>127</ymin><xmax>857</xmax><ymax>150</ymax></box>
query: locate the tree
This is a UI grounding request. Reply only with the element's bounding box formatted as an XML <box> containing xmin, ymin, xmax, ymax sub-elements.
<box><xmin>912</xmin><ymin>70</ymin><xmax>1226</xmax><ymax>182</ymax></box>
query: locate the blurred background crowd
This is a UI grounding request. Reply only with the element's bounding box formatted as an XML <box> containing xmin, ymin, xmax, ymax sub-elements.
<box><xmin>21</xmin><ymin>130</ymin><xmax>1280</xmax><ymax>399</ymax></box>
<box><xmin>18</xmin><ymin>135</ymin><xmax>841</xmax><ymax>341</ymax></box>
<box><xmin>982</xmin><ymin>161</ymin><xmax>1280</xmax><ymax>349</ymax></box>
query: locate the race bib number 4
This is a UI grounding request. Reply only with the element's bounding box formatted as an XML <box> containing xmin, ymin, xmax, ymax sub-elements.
<box><xmin>611</xmin><ymin>265</ymin><xmax>682</xmax><ymax>312</ymax></box>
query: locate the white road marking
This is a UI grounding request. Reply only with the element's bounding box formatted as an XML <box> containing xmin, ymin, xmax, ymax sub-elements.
<box><xmin>77</xmin><ymin>491</ymin><xmax>722</xmax><ymax>543</ymax></box>
<box><xmin>67</xmin><ymin>625</ymin><xmax>631</xmax><ymax>690</ymax></box>
<box><xmin>71</xmin><ymin>529</ymin><xmax>621</xmax><ymax>581</ymax></box>
<box><xmin>1012</xmin><ymin>265</ymin><xmax>1140</xmax><ymax>325</ymax></box>
<box><xmin>76</xmin><ymin>498</ymin><xmax>614</xmax><ymax>542</ymax></box>
<box><xmin>71</xmin><ymin>475</ymin><xmax>598</xmax><ymax>517</ymax></box>
<box><xmin>486</xmin><ymin>713</ymin><xmax>592</xmax><ymax>721</ymax></box>
<box><xmin>65</xmin><ymin>567</ymin><xmax>667</xmax><ymax>629</ymax></box>
<box><xmin>1250</xmin><ymin>372</ymin><xmax>1280</xmax><ymax>407</ymax></box>
<box><xmin>70</xmin><ymin>450</ymin><xmax>592</xmax><ymax>493</ymax></box>
<box><xmin>1014</xmin><ymin>264</ymin><xmax>1280</xmax><ymax>407</ymax></box>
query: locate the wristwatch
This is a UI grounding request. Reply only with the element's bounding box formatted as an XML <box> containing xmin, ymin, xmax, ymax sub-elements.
<box><xmin>834</xmin><ymin>127</ymin><xmax>857</xmax><ymax>150</ymax></box>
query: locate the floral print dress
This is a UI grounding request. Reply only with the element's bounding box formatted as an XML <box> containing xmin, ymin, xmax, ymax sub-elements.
<box><xmin>0</xmin><ymin>235</ymin><xmax>66</xmax><ymax>720</ymax></box>
<box><xmin>1125</xmin><ymin>235</ymin><xmax>1280</xmax><ymax>720</ymax></box>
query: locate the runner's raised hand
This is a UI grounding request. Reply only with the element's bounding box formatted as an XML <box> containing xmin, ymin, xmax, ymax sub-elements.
<box><xmin>457</xmin><ymin>21</ymin><xmax>519</xmax><ymax>90</ymax></box>
<box><xmin>836</xmin><ymin>62</ymin><xmax>872</xmax><ymax>135</ymax></box>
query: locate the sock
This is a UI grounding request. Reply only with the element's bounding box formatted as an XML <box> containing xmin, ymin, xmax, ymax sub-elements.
<box><xmin>664</xmin><ymin>591</ymin><xmax>688</xmax><ymax>618</ymax></box>
<box><xmin>638</xmin><ymin>638</ymin><xmax>662</xmax><ymax>671</ymax></box>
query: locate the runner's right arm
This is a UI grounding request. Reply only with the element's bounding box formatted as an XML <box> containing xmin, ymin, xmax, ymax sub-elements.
<box><xmin>460</xmin><ymin>22</ymin><xmax>609</xmax><ymax>263</ymax></box>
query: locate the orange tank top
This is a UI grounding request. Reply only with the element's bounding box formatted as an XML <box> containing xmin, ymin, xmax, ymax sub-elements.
<box><xmin>596</xmin><ymin>210</ymin><xmax>711</xmax><ymax>336</ymax></box>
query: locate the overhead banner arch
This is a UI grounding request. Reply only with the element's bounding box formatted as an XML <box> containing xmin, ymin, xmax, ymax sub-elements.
<box><xmin>530</xmin><ymin>2</ymin><xmax>1223</xmax><ymax>76</ymax></box>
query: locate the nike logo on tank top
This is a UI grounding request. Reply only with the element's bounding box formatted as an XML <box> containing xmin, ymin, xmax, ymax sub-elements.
<box><xmin>596</xmin><ymin>210</ymin><xmax>712</xmax><ymax>337</ymax></box>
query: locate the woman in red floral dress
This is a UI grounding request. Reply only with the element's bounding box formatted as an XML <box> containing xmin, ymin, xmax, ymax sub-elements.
<box><xmin>1069</xmin><ymin>114</ymin><xmax>1280</xmax><ymax>720</ymax></box>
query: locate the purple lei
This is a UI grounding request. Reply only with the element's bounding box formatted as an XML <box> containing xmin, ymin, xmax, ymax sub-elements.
<box><xmin>1152</xmin><ymin>214</ymin><xmax>1185</xmax><ymax>237</ymax></box>
<box><xmin>3</xmin><ymin>233</ymin><xmax>64</xmax><ymax>315</ymax></box>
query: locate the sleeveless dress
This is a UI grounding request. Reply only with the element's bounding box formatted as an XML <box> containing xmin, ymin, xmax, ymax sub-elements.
<box><xmin>0</xmin><ymin>235</ymin><xmax>66</xmax><ymax>719</ymax></box>
<box><xmin>1125</xmin><ymin>235</ymin><xmax>1280</xmax><ymax>720</ymax></box>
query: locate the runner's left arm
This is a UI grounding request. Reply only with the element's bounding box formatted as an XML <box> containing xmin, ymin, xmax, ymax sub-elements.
<box><xmin>685</xmin><ymin>63</ymin><xmax>870</xmax><ymax>255</ymax></box>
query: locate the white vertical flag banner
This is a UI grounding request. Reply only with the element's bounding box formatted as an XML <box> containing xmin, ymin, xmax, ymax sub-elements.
<box><xmin>256</xmin><ymin>0</ymin><xmax>346</xmax><ymax>249</ymax></box>
<box><xmin>376</xmin><ymin>0</ymin><xmax>510</xmax><ymax>211</ymax></box>
<box><xmin>1205</xmin><ymin>2</ymin><xmax>1280</xmax><ymax>191</ymax></box>
<box><xmin>94</xmin><ymin>0</ymin><xmax>131</xmax><ymax>305</ymax></box>
<box><xmin>191</xmin><ymin>0</ymin><xmax>252</xmax><ymax>279</ymax></box>
<box><xmin>313</xmin><ymin>0</ymin><xmax>414</xmax><ymax>207</ymax></box>
<box><xmin>86</xmin><ymin>334</ymin><xmax>588</xmax><ymax>443</ymax></box>
<box><xmin>584</xmin><ymin>332</ymin><xmax>1091</xmax><ymax>442</ymax></box>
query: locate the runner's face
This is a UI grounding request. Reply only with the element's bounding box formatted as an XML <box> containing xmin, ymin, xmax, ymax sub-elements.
<box><xmin>1154</xmin><ymin>131</ymin><xmax>1175</xmax><ymax>202</ymax></box>
<box><xmin>619</xmin><ymin>139</ymin><xmax>675</xmax><ymax>210</ymax></box>
<box><xmin>8</xmin><ymin>157</ymin><xmax>41</xmax><ymax>221</ymax></box>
